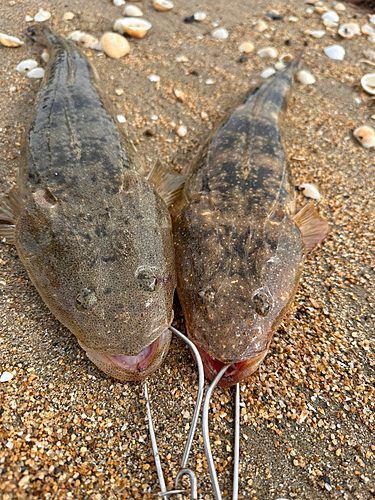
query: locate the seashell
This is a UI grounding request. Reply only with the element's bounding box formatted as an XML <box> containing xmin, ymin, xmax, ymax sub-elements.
<box><xmin>0</xmin><ymin>372</ymin><xmax>13</xmax><ymax>383</ymax></box>
<box><xmin>304</xmin><ymin>29</ymin><xmax>325</xmax><ymax>38</ymax></box>
<box><xmin>113</xmin><ymin>0</ymin><xmax>126</xmax><ymax>5</ymax></box>
<box><xmin>362</xmin><ymin>24</ymin><xmax>375</xmax><ymax>36</ymax></box>
<box><xmin>323</xmin><ymin>19</ymin><xmax>338</xmax><ymax>28</ymax></box>
<box><xmin>153</xmin><ymin>0</ymin><xmax>174</xmax><ymax>11</ymax></box>
<box><xmin>322</xmin><ymin>11</ymin><xmax>339</xmax><ymax>24</ymax></box>
<box><xmin>257</xmin><ymin>47</ymin><xmax>278</xmax><ymax>59</ymax></box>
<box><xmin>279</xmin><ymin>53</ymin><xmax>293</xmax><ymax>64</ymax></box>
<box><xmin>114</xmin><ymin>17</ymin><xmax>152</xmax><ymax>38</ymax></box>
<box><xmin>123</xmin><ymin>5</ymin><xmax>143</xmax><ymax>16</ymax></box>
<box><xmin>299</xmin><ymin>184</ymin><xmax>321</xmax><ymax>199</ymax></box>
<box><xmin>288</xmin><ymin>16</ymin><xmax>298</xmax><ymax>22</ymax></box>
<box><xmin>212</xmin><ymin>27</ymin><xmax>228</xmax><ymax>39</ymax></box>
<box><xmin>194</xmin><ymin>11</ymin><xmax>206</xmax><ymax>21</ymax></box>
<box><xmin>239</xmin><ymin>42</ymin><xmax>254</xmax><ymax>53</ymax></box>
<box><xmin>353</xmin><ymin>125</ymin><xmax>375</xmax><ymax>148</ymax></box>
<box><xmin>274</xmin><ymin>61</ymin><xmax>286</xmax><ymax>71</ymax></box>
<box><xmin>41</xmin><ymin>49</ymin><xmax>49</xmax><ymax>62</ymax></box>
<box><xmin>361</xmin><ymin>73</ymin><xmax>375</xmax><ymax>95</ymax></box>
<box><xmin>0</xmin><ymin>33</ymin><xmax>24</xmax><ymax>47</ymax></box>
<box><xmin>205</xmin><ymin>78</ymin><xmax>215</xmax><ymax>85</ymax></box>
<box><xmin>334</xmin><ymin>2</ymin><xmax>346</xmax><ymax>11</ymax></box>
<box><xmin>370</xmin><ymin>15</ymin><xmax>375</xmax><ymax>26</ymax></box>
<box><xmin>101</xmin><ymin>32</ymin><xmax>130</xmax><ymax>58</ymax></box>
<box><xmin>176</xmin><ymin>125</ymin><xmax>187</xmax><ymax>138</ymax></box>
<box><xmin>63</xmin><ymin>12</ymin><xmax>75</xmax><ymax>21</ymax></box>
<box><xmin>25</xmin><ymin>14</ymin><xmax>33</xmax><ymax>22</ymax></box>
<box><xmin>80</xmin><ymin>34</ymin><xmax>101</xmax><ymax>50</ymax></box>
<box><xmin>324</xmin><ymin>45</ymin><xmax>345</xmax><ymax>61</ymax></box>
<box><xmin>297</xmin><ymin>70</ymin><xmax>316</xmax><ymax>85</ymax></box>
<box><xmin>338</xmin><ymin>23</ymin><xmax>360</xmax><ymax>39</ymax></box>
<box><xmin>254</xmin><ymin>20</ymin><xmax>268</xmax><ymax>32</ymax></box>
<box><xmin>34</xmin><ymin>8</ymin><xmax>51</xmax><ymax>22</ymax></box>
<box><xmin>68</xmin><ymin>30</ymin><xmax>86</xmax><ymax>42</ymax></box>
<box><xmin>16</xmin><ymin>59</ymin><xmax>38</xmax><ymax>72</ymax></box>
<box><xmin>27</xmin><ymin>67</ymin><xmax>45</xmax><ymax>79</ymax></box>
<box><xmin>261</xmin><ymin>67</ymin><xmax>276</xmax><ymax>79</ymax></box>
<box><xmin>315</xmin><ymin>6</ymin><xmax>329</xmax><ymax>14</ymax></box>
<box><xmin>149</xmin><ymin>74</ymin><xmax>160</xmax><ymax>82</ymax></box>
<box><xmin>117</xmin><ymin>114</ymin><xmax>126</xmax><ymax>123</ymax></box>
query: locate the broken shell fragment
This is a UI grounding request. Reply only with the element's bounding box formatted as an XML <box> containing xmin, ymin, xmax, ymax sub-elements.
<box><xmin>34</xmin><ymin>8</ymin><xmax>51</xmax><ymax>22</ymax></box>
<box><xmin>101</xmin><ymin>32</ymin><xmax>130</xmax><ymax>58</ymax></box>
<box><xmin>27</xmin><ymin>67</ymin><xmax>45</xmax><ymax>79</ymax></box>
<box><xmin>114</xmin><ymin>17</ymin><xmax>152</xmax><ymax>38</ymax></box>
<box><xmin>212</xmin><ymin>27</ymin><xmax>228</xmax><ymax>39</ymax></box>
<box><xmin>0</xmin><ymin>33</ymin><xmax>24</xmax><ymax>47</ymax></box>
<box><xmin>16</xmin><ymin>59</ymin><xmax>38</xmax><ymax>72</ymax></box>
<box><xmin>194</xmin><ymin>11</ymin><xmax>206</xmax><ymax>21</ymax></box>
<box><xmin>63</xmin><ymin>12</ymin><xmax>75</xmax><ymax>21</ymax></box>
<box><xmin>257</xmin><ymin>47</ymin><xmax>278</xmax><ymax>59</ymax></box>
<box><xmin>239</xmin><ymin>42</ymin><xmax>254</xmax><ymax>53</ymax></box>
<box><xmin>41</xmin><ymin>49</ymin><xmax>49</xmax><ymax>62</ymax></box>
<box><xmin>338</xmin><ymin>23</ymin><xmax>360</xmax><ymax>39</ymax></box>
<box><xmin>361</xmin><ymin>73</ymin><xmax>375</xmax><ymax>95</ymax></box>
<box><xmin>261</xmin><ymin>67</ymin><xmax>276</xmax><ymax>79</ymax></box>
<box><xmin>254</xmin><ymin>20</ymin><xmax>268</xmax><ymax>32</ymax></box>
<box><xmin>154</xmin><ymin>0</ymin><xmax>174</xmax><ymax>11</ymax></box>
<box><xmin>299</xmin><ymin>183</ymin><xmax>321</xmax><ymax>199</ymax></box>
<box><xmin>353</xmin><ymin>125</ymin><xmax>375</xmax><ymax>148</ymax></box>
<box><xmin>304</xmin><ymin>29</ymin><xmax>325</xmax><ymax>38</ymax></box>
<box><xmin>322</xmin><ymin>11</ymin><xmax>339</xmax><ymax>24</ymax></box>
<box><xmin>324</xmin><ymin>45</ymin><xmax>345</xmax><ymax>60</ymax></box>
<box><xmin>362</xmin><ymin>24</ymin><xmax>375</xmax><ymax>36</ymax></box>
<box><xmin>334</xmin><ymin>2</ymin><xmax>346</xmax><ymax>11</ymax></box>
<box><xmin>275</xmin><ymin>61</ymin><xmax>286</xmax><ymax>71</ymax></box>
<box><xmin>297</xmin><ymin>70</ymin><xmax>316</xmax><ymax>85</ymax></box>
<box><xmin>123</xmin><ymin>5</ymin><xmax>143</xmax><ymax>16</ymax></box>
<box><xmin>114</xmin><ymin>0</ymin><xmax>126</xmax><ymax>5</ymax></box>
<box><xmin>176</xmin><ymin>125</ymin><xmax>187</xmax><ymax>137</ymax></box>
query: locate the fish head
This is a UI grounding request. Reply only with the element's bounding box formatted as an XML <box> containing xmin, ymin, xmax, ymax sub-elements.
<box><xmin>174</xmin><ymin>205</ymin><xmax>305</xmax><ymax>387</ymax></box>
<box><xmin>15</xmin><ymin>173</ymin><xmax>176</xmax><ymax>381</ymax></box>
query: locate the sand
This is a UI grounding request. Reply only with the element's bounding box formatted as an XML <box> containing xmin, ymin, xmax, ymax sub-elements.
<box><xmin>0</xmin><ymin>0</ymin><xmax>374</xmax><ymax>499</ymax></box>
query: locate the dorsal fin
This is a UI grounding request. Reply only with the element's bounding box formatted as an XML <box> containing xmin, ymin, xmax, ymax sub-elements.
<box><xmin>147</xmin><ymin>160</ymin><xmax>186</xmax><ymax>207</ymax></box>
<box><xmin>293</xmin><ymin>201</ymin><xmax>329</xmax><ymax>252</ymax></box>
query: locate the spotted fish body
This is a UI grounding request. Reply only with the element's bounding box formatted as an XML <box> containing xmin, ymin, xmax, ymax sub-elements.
<box><xmin>0</xmin><ymin>25</ymin><xmax>183</xmax><ymax>381</ymax></box>
<box><xmin>172</xmin><ymin>62</ymin><xmax>329</xmax><ymax>387</ymax></box>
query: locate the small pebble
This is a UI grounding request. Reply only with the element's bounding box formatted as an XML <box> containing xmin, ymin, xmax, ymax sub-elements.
<box><xmin>254</xmin><ymin>20</ymin><xmax>268</xmax><ymax>32</ymax></box>
<box><xmin>239</xmin><ymin>55</ymin><xmax>248</xmax><ymax>63</ymax></box>
<box><xmin>149</xmin><ymin>74</ymin><xmax>160</xmax><ymax>82</ymax></box>
<box><xmin>0</xmin><ymin>371</ymin><xmax>13</xmax><ymax>383</ymax></box>
<box><xmin>176</xmin><ymin>125</ymin><xmax>187</xmax><ymax>137</ymax></box>
<box><xmin>25</xmin><ymin>14</ymin><xmax>33</xmax><ymax>22</ymax></box>
<box><xmin>41</xmin><ymin>49</ymin><xmax>49</xmax><ymax>62</ymax></box>
<box><xmin>63</xmin><ymin>12</ymin><xmax>75</xmax><ymax>21</ymax></box>
<box><xmin>239</xmin><ymin>42</ymin><xmax>254</xmax><ymax>53</ymax></box>
<box><xmin>184</xmin><ymin>15</ymin><xmax>195</xmax><ymax>23</ymax></box>
<box><xmin>116</xmin><ymin>114</ymin><xmax>126</xmax><ymax>123</ymax></box>
<box><xmin>113</xmin><ymin>0</ymin><xmax>126</xmax><ymax>5</ymax></box>
<box><xmin>212</xmin><ymin>27</ymin><xmax>228</xmax><ymax>40</ymax></box>
<box><xmin>194</xmin><ymin>11</ymin><xmax>206</xmax><ymax>21</ymax></box>
<box><xmin>205</xmin><ymin>78</ymin><xmax>215</xmax><ymax>85</ymax></box>
<box><xmin>266</xmin><ymin>12</ymin><xmax>283</xmax><ymax>20</ymax></box>
<box><xmin>34</xmin><ymin>8</ymin><xmax>51</xmax><ymax>22</ymax></box>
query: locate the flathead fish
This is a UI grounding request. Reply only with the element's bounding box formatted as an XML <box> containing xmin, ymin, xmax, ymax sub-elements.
<box><xmin>172</xmin><ymin>61</ymin><xmax>329</xmax><ymax>387</ymax></box>
<box><xmin>0</xmin><ymin>25</ymin><xmax>184</xmax><ymax>381</ymax></box>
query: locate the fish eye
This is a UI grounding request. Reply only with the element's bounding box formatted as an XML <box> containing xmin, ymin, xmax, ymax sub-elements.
<box><xmin>76</xmin><ymin>287</ymin><xmax>97</xmax><ymax>311</ymax></box>
<box><xmin>252</xmin><ymin>291</ymin><xmax>270</xmax><ymax>317</ymax></box>
<box><xmin>137</xmin><ymin>270</ymin><xmax>158</xmax><ymax>292</ymax></box>
<box><xmin>197</xmin><ymin>285</ymin><xmax>215</xmax><ymax>305</ymax></box>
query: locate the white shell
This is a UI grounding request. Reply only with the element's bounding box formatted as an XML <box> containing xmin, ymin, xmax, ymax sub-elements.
<box><xmin>63</xmin><ymin>12</ymin><xmax>75</xmax><ymax>21</ymax></box>
<box><xmin>322</xmin><ymin>11</ymin><xmax>339</xmax><ymax>24</ymax></box>
<box><xmin>361</xmin><ymin>73</ymin><xmax>375</xmax><ymax>95</ymax></box>
<box><xmin>194</xmin><ymin>11</ymin><xmax>206</xmax><ymax>21</ymax></box>
<box><xmin>362</xmin><ymin>24</ymin><xmax>375</xmax><ymax>36</ymax></box>
<box><xmin>101</xmin><ymin>32</ymin><xmax>130</xmax><ymax>58</ymax></box>
<box><xmin>68</xmin><ymin>30</ymin><xmax>85</xmax><ymax>42</ymax></box>
<box><xmin>257</xmin><ymin>47</ymin><xmax>278</xmax><ymax>59</ymax></box>
<box><xmin>239</xmin><ymin>42</ymin><xmax>254</xmax><ymax>53</ymax></box>
<box><xmin>334</xmin><ymin>2</ymin><xmax>346</xmax><ymax>11</ymax></box>
<box><xmin>0</xmin><ymin>372</ymin><xmax>13</xmax><ymax>383</ymax></box>
<box><xmin>300</xmin><ymin>184</ymin><xmax>321</xmax><ymax>199</ymax></box>
<box><xmin>25</xmin><ymin>15</ymin><xmax>33</xmax><ymax>22</ymax></box>
<box><xmin>176</xmin><ymin>125</ymin><xmax>187</xmax><ymax>138</ymax></box>
<box><xmin>34</xmin><ymin>8</ymin><xmax>51</xmax><ymax>22</ymax></box>
<box><xmin>114</xmin><ymin>17</ymin><xmax>152</xmax><ymax>38</ymax></box>
<box><xmin>274</xmin><ymin>61</ymin><xmax>286</xmax><ymax>71</ymax></box>
<box><xmin>212</xmin><ymin>27</ymin><xmax>228</xmax><ymax>39</ymax></box>
<box><xmin>297</xmin><ymin>70</ymin><xmax>316</xmax><ymax>85</ymax></box>
<box><xmin>123</xmin><ymin>5</ymin><xmax>143</xmax><ymax>16</ymax></box>
<box><xmin>116</xmin><ymin>114</ymin><xmax>126</xmax><ymax>123</ymax></box>
<box><xmin>261</xmin><ymin>67</ymin><xmax>276</xmax><ymax>79</ymax></box>
<box><xmin>27</xmin><ymin>67</ymin><xmax>45</xmax><ymax>79</ymax></box>
<box><xmin>254</xmin><ymin>20</ymin><xmax>268</xmax><ymax>32</ymax></box>
<box><xmin>154</xmin><ymin>0</ymin><xmax>174</xmax><ymax>11</ymax></box>
<box><xmin>149</xmin><ymin>74</ymin><xmax>160</xmax><ymax>82</ymax></box>
<box><xmin>324</xmin><ymin>45</ymin><xmax>345</xmax><ymax>61</ymax></box>
<box><xmin>353</xmin><ymin>125</ymin><xmax>375</xmax><ymax>148</ymax></box>
<box><xmin>305</xmin><ymin>29</ymin><xmax>325</xmax><ymax>38</ymax></box>
<box><xmin>370</xmin><ymin>15</ymin><xmax>375</xmax><ymax>25</ymax></box>
<box><xmin>41</xmin><ymin>49</ymin><xmax>49</xmax><ymax>62</ymax></box>
<box><xmin>114</xmin><ymin>0</ymin><xmax>126</xmax><ymax>5</ymax></box>
<box><xmin>0</xmin><ymin>33</ymin><xmax>24</xmax><ymax>47</ymax></box>
<box><xmin>338</xmin><ymin>23</ymin><xmax>360</xmax><ymax>39</ymax></box>
<box><xmin>16</xmin><ymin>59</ymin><xmax>38</xmax><ymax>72</ymax></box>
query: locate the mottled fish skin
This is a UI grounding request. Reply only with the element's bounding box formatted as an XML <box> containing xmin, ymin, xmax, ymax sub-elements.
<box><xmin>10</xmin><ymin>25</ymin><xmax>177</xmax><ymax>381</ymax></box>
<box><xmin>173</xmin><ymin>63</ymin><xmax>328</xmax><ymax>387</ymax></box>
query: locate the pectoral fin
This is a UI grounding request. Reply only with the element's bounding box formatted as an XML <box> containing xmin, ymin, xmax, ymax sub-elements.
<box><xmin>293</xmin><ymin>201</ymin><xmax>329</xmax><ymax>252</ymax></box>
<box><xmin>146</xmin><ymin>160</ymin><xmax>186</xmax><ymax>207</ymax></box>
<box><xmin>0</xmin><ymin>186</ymin><xmax>23</xmax><ymax>245</ymax></box>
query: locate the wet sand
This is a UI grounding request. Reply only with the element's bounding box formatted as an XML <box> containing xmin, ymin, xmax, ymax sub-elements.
<box><xmin>0</xmin><ymin>0</ymin><xmax>374</xmax><ymax>498</ymax></box>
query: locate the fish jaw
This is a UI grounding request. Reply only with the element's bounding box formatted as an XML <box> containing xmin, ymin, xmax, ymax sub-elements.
<box><xmin>190</xmin><ymin>337</ymin><xmax>271</xmax><ymax>388</ymax></box>
<box><xmin>85</xmin><ymin>329</ymin><xmax>171</xmax><ymax>381</ymax></box>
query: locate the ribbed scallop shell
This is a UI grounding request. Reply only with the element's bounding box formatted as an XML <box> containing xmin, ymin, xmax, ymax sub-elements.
<box><xmin>101</xmin><ymin>32</ymin><xmax>130</xmax><ymax>58</ymax></box>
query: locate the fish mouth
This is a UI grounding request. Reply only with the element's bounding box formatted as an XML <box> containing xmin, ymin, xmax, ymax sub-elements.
<box><xmin>192</xmin><ymin>341</ymin><xmax>270</xmax><ymax>388</ymax></box>
<box><xmin>86</xmin><ymin>329</ymin><xmax>171</xmax><ymax>382</ymax></box>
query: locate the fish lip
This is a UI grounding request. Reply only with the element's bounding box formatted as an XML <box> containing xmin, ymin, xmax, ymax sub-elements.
<box><xmin>86</xmin><ymin>329</ymin><xmax>171</xmax><ymax>374</ymax></box>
